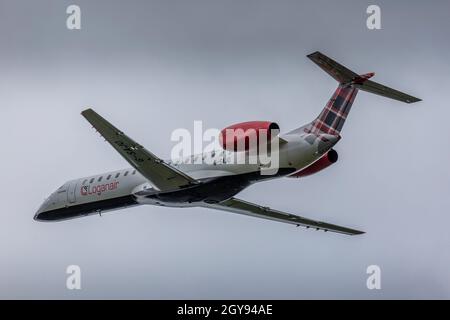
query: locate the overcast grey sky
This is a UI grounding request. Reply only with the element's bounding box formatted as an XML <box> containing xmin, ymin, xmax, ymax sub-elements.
<box><xmin>0</xmin><ymin>0</ymin><xmax>449</xmax><ymax>299</ymax></box>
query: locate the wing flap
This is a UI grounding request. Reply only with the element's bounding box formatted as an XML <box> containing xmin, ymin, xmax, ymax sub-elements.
<box><xmin>203</xmin><ymin>197</ymin><xmax>364</xmax><ymax>235</ymax></box>
<box><xmin>81</xmin><ymin>108</ymin><xmax>198</xmax><ymax>191</ymax></box>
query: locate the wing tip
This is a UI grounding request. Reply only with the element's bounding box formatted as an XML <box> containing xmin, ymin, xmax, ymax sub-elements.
<box><xmin>307</xmin><ymin>51</ymin><xmax>327</xmax><ymax>63</ymax></box>
<box><xmin>330</xmin><ymin>228</ymin><xmax>365</xmax><ymax>236</ymax></box>
<box><xmin>307</xmin><ymin>50</ymin><xmax>322</xmax><ymax>58</ymax></box>
<box><xmin>300</xmin><ymin>224</ymin><xmax>365</xmax><ymax>236</ymax></box>
<box><xmin>405</xmin><ymin>97</ymin><xmax>422</xmax><ymax>104</ymax></box>
<box><xmin>81</xmin><ymin>107</ymin><xmax>95</xmax><ymax>117</ymax></box>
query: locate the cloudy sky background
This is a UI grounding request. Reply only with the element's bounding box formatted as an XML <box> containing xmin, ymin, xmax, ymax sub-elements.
<box><xmin>0</xmin><ymin>0</ymin><xmax>449</xmax><ymax>299</ymax></box>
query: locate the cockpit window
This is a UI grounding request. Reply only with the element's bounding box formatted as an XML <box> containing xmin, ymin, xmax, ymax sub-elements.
<box><xmin>82</xmin><ymin>179</ymin><xmax>88</xmax><ymax>185</ymax></box>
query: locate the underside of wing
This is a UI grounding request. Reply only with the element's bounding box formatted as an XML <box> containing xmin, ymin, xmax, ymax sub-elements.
<box><xmin>202</xmin><ymin>198</ymin><xmax>364</xmax><ymax>235</ymax></box>
<box><xmin>81</xmin><ymin>108</ymin><xmax>198</xmax><ymax>191</ymax></box>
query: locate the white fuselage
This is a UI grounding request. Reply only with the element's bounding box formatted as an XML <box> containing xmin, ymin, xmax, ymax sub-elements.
<box><xmin>35</xmin><ymin>133</ymin><xmax>338</xmax><ymax>221</ymax></box>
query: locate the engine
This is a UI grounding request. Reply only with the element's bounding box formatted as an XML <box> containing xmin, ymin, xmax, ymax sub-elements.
<box><xmin>219</xmin><ymin>121</ymin><xmax>280</xmax><ymax>151</ymax></box>
<box><xmin>289</xmin><ymin>149</ymin><xmax>338</xmax><ymax>178</ymax></box>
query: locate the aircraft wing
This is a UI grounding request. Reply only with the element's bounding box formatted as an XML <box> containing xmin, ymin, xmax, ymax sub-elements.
<box><xmin>81</xmin><ymin>108</ymin><xmax>198</xmax><ymax>191</ymax></box>
<box><xmin>202</xmin><ymin>197</ymin><xmax>364</xmax><ymax>235</ymax></box>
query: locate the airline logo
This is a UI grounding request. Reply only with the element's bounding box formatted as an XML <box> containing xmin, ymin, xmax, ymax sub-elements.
<box><xmin>81</xmin><ymin>181</ymin><xmax>119</xmax><ymax>196</ymax></box>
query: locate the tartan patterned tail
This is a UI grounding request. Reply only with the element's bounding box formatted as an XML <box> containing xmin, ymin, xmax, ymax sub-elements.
<box><xmin>308</xmin><ymin>84</ymin><xmax>359</xmax><ymax>135</ymax></box>
<box><xmin>290</xmin><ymin>51</ymin><xmax>421</xmax><ymax>136</ymax></box>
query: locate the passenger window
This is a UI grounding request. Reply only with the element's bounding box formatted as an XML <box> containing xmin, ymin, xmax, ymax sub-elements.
<box><xmin>115</xmin><ymin>173</ymin><xmax>120</xmax><ymax>179</ymax></box>
<box><xmin>98</xmin><ymin>176</ymin><xmax>102</xmax><ymax>182</ymax></box>
<box><xmin>124</xmin><ymin>171</ymin><xmax>129</xmax><ymax>176</ymax></box>
<box><xmin>90</xmin><ymin>178</ymin><xmax>94</xmax><ymax>184</ymax></box>
<box><xmin>132</xmin><ymin>170</ymin><xmax>136</xmax><ymax>175</ymax></box>
<box><xmin>107</xmin><ymin>174</ymin><xmax>111</xmax><ymax>180</ymax></box>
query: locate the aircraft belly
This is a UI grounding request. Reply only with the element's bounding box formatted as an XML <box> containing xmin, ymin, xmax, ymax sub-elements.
<box><xmin>138</xmin><ymin>168</ymin><xmax>296</xmax><ymax>206</ymax></box>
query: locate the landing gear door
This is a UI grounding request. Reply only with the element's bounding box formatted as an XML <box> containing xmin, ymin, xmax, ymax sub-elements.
<box><xmin>67</xmin><ymin>181</ymin><xmax>77</xmax><ymax>203</ymax></box>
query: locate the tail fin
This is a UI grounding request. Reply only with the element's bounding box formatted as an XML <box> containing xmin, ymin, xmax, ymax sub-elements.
<box><xmin>297</xmin><ymin>51</ymin><xmax>421</xmax><ymax>136</ymax></box>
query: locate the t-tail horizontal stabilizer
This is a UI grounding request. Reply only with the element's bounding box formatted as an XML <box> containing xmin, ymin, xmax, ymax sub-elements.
<box><xmin>307</xmin><ymin>51</ymin><xmax>421</xmax><ymax>103</ymax></box>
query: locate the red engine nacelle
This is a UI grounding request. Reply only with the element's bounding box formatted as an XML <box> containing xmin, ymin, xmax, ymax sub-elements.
<box><xmin>219</xmin><ymin>121</ymin><xmax>280</xmax><ymax>151</ymax></box>
<box><xmin>289</xmin><ymin>149</ymin><xmax>338</xmax><ymax>178</ymax></box>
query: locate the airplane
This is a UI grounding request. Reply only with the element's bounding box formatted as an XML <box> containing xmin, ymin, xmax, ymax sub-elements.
<box><xmin>34</xmin><ymin>52</ymin><xmax>421</xmax><ymax>235</ymax></box>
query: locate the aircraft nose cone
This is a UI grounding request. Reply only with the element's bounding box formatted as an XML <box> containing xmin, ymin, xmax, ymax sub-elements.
<box><xmin>34</xmin><ymin>207</ymin><xmax>44</xmax><ymax>221</ymax></box>
<box><xmin>34</xmin><ymin>202</ymin><xmax>48</xmax><ymax>221</ymax></box>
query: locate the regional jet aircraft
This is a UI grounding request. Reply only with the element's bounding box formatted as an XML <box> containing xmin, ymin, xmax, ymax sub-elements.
<box><xmin>35</xmin><ymin>52</ymin><xmax>421</xmax><ymax>235</ymax></box>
